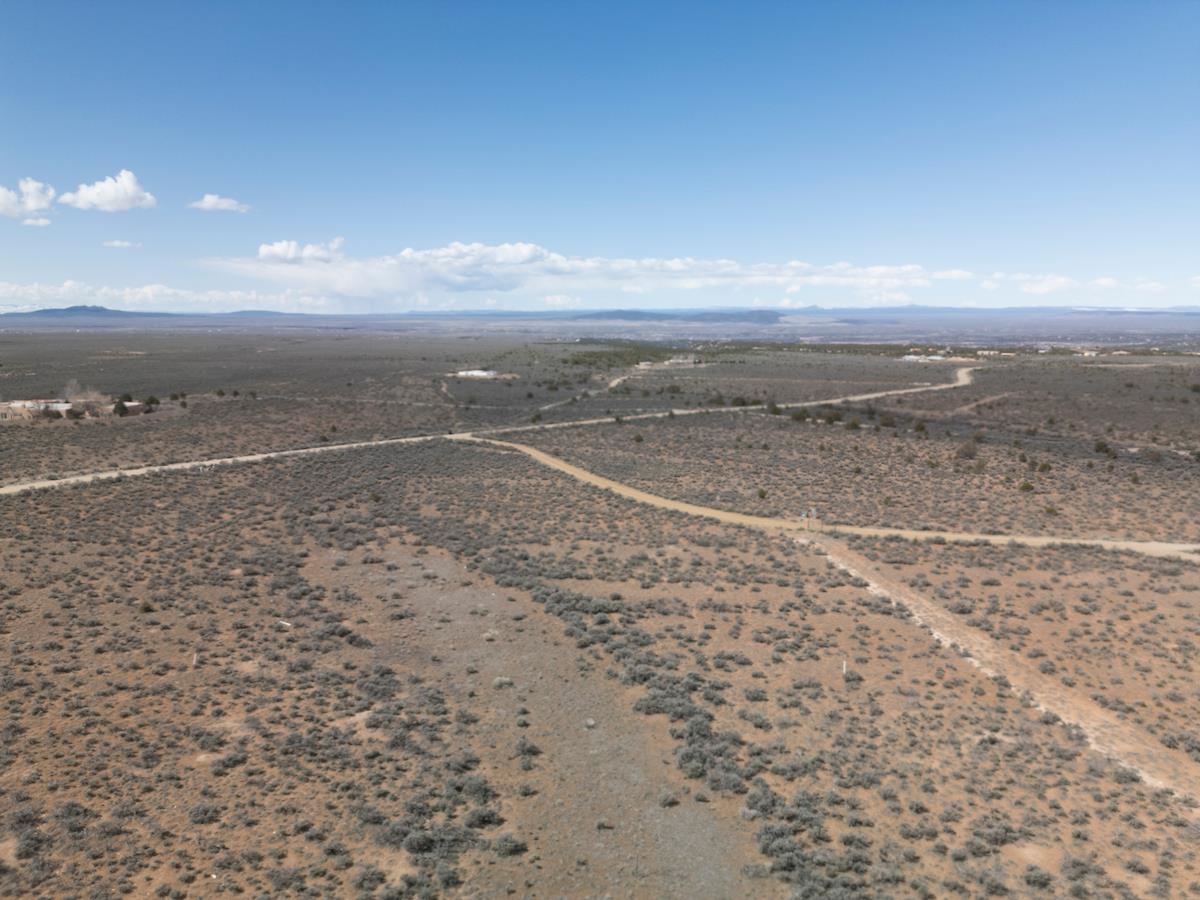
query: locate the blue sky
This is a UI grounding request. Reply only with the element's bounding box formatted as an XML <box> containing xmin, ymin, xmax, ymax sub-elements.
<box><xmin>1</xmin><ymin>1</ymin><xmax>1197</xmax><ymax>312</ymax></box>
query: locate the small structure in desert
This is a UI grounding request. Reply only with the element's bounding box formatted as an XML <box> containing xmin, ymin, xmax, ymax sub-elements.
<box><xmin>0</xmin><ymin>397</ymin><xmax>144</xmax><ymax>422</ymax></box>
<box><xmin>454</xmin><ymin>369</ymin><xmax>499</xmax><ymax>379</ymax></box>
<box><xmin>0</xmin><ymin>399</ymin><xmax>73</xmax><ymax>421</ymax></box>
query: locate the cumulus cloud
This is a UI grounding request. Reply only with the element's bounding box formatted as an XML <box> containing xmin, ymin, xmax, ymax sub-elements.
<box><xmin>59</xmin><ymin>169</ymin><xmax>156</xmax><ymax>211</ymax></box>
<box><xmin>22</xmin><ymin>217</ymin><xmax>51</xmax><ymax>227</ymax></box>
<box><xmin>0</xmin><ymin>178</ymin><xmax>56</xmax><ymax>219</ymax></box>
<box><xmin>189</xmin><ymin>193</ymin><xmax>250</xmax><ymax>213</ymax></box>
<box><xmin>932</xmin><ymin>269</ymin><xmax>974</xmax><ymax>280</ymax></box>
<box><xmin>220</xmin><ymin>239</ymin><xmax>941</xmax><ymax>302</ymax></box>
<box><xmin>102</xmin><ymin>239</ymin><xmax>141</xmax><ymax>249</ymax></box>
<box><xmin>1089</xmin><ymin>277</ymin><xmax>1119</xmax><ymax>289</ymax></box>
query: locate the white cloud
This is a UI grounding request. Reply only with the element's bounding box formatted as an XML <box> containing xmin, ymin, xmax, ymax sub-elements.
<box><xmin>2</xmin><ymin>242</ymin><xmax>1186</xmax><ymax>315</ymax></box>
<box><xmin>59</xmin><ymin>169</ymin><xmax>156</xmax><ymax>211</ymax></box>
<box><xmin>222</xmin><ymin>241</ymin><xmax>1192</xmax><ymax>306</ymax></box>
<box><xmin>189</xmin><ymin>193</ymin><xmax>250</xmax><ymax>213</ymax></box>
<box><xmin>102</xmin><ymin>239</ymin><xmax>141</xmax><ymax>249</ymax></box>
<box><xmin>257</xmin><ymin>236</ymin><xmax>344</xmax><ymax>262</ymax></box>
<box><xmin>221</xmin><ymin>240</ymin><xmax>939</xmax><ymax>302</ymax></box>
<box><xmin>1190</xmin><ymin>275</ymin><xmax>1200</xmax><ymax>289</ymax></box>
<box><xmin>22</xmin><ymin>217</ymin><xmax>51</xmax><ymax>227</ymax></box>
<box><xmin>0</xmin><ymin>178</ymin><xmax>56</xmax><ymax>219</ymax></box>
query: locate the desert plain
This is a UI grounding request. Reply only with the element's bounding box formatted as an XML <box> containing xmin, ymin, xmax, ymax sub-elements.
<box><xmin>1</xmin><ymin>330</ymin><xmax>1199</xmax><ymax>899</ymax></box>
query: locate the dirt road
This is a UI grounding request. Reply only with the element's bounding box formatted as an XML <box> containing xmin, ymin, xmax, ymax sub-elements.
<box><xmin>1</xmin><ymin>366</ymin><xmax>976</xmax><ymax>496</ymax></box>
<box><xmin>811</xmin><ymin>537</ymin><xmax>1200</xmax><ymax>800</ymax></box>
<box><xmin>7</xmin><ymin>365</ymin><xmax>1196</xmax><ymax>562</ymax></box>
<box><xmin>822</xmin><ymin>523</ymin><xmax>1200</xmax><ymax>561</ymax></box>
<box><xmin>8</xmin><ymin>360</ymin><xmax>1200</xmax><ymax>802</ymax></box>
<box><xmin>0</xmin><ymin>433</ymin><xmax>446</xmax><ymax>496</ymax></box>
<box><xmin>518</xmin><ymin>365</ymin><xmax>978</xmax><ymax>432</ymax></box>
<box><xmin>459</xmin><ymin>436</ymin><xmax>1200</xmax><ymax>562</ymax></box>
<box><xmin>465</xmin><ymin>435</ymin><xmax>1200</xmax><ymax>801</ymax></box>
<box><xmin>6</xmin><ymin>364</ymin><xmax>1196</xmax><ymax>563</ymax></box>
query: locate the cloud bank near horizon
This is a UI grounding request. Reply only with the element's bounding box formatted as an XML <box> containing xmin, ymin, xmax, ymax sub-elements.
<box><xmin>224</xmin><ymin>240</ymin><xmax>940</xmax><ymax>302</ymax></box>
<box><xmin>207</xmin><ymin>239</ymin><xmax>1195</xmax><ymax>310</ymax></box>
<box><xmin>2</xmin><ymin>239</ymin><xmax>1197</xmax><ymax>315</ymax></box>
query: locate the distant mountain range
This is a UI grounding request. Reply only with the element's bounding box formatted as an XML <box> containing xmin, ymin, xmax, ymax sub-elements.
<box><xmin>10</xmin><ymin>305</ymin><xmax>177</xmax><ymax>318</ymax></box>
<box><xmin>7</xmin><ymin>304</ymin><xmax>1199</xmax><ymax>321</ymax></box>
<box><xmin>3</xmin><ymin>304</ymin><xmax>1197</xmax><ymax>347</ymax></box>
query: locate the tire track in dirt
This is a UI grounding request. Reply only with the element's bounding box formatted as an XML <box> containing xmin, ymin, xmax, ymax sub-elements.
<box><xmin>458</xmin><ymin>435</ymin><xmax>1200</xmax><ymax>803</ymax></box>
<box><xmin>949</xmin><ymin>391</ymin><xmax>1012</xmax><ymax>415</ymax></box>
<box><xmin>809</xmin><ymin>536</ymin><xmax>1200</xmax><ymax>802</ymax></box>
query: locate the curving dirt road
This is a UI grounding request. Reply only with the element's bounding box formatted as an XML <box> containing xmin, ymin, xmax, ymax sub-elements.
<box><xmin>520</xmin><ymin>365</ymin><xmax>978</xmax><ymax>432</ymax></box>
<box><xmin>8</xmin><ymin>360</ymin><xmax>1200</xmax><ymax>801</ymax></box>
<box><xmin>458</xmin><ymin>436</ymin><xmax>1200</xmax><ymax>562</ymax></box>
<box><xmin>6</xmin><ymin>364</ymin><xmax>1198</xmax><ymax>565</ymax></box>
<box><xmin>0</xmin><ymin>366</ymin><xmax>976</xmax><ymax>496</ymax></box>
<box><xmin>463</xmin><ymin>434</ymin><xmax>1200</xmax><ymax>801</ymax></box>
<box><xmin>6</xmin><ymin>364</ymin><xmax>1197</xmax><ymax>563</ymax></box>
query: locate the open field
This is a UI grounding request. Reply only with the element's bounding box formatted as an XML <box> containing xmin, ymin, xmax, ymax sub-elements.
<box><xmin>2</xmin><ymin>332</ymin><xmax>1200</xmax><ymax>897</ymax></box>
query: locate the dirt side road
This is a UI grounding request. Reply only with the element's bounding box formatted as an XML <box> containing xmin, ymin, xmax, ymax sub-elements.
<box><xmin>462</xmin><ymin>436</ymin><xmax>1200</xmax><ymax>562</ymax></box>
<box><xmin>459</xmin><ymin>437</ymin><xmax>1200</xmax><ymax>804</ymax></box>
<box><xmin>810</xmin><ymin>536</ymin><xmax>1200</xmax><ymax>802</ymax></box>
